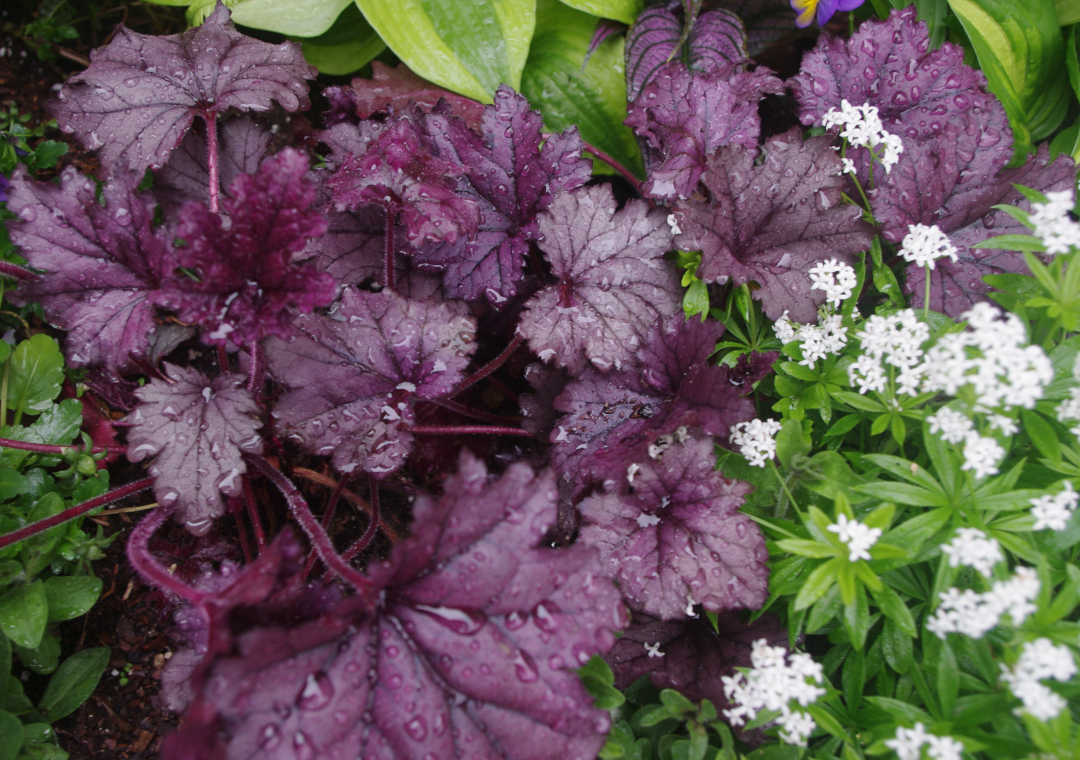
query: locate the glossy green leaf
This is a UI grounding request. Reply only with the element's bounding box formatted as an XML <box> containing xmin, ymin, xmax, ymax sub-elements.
<box><xmin>6</xmin><ymin>335</ymin><xmax>64</xmax><ymax>420</ymax></box>
<box><xmin>295</xmin><ymin>3</ymin><xmax>387</xmax><ymax>75</ymax></box>
<box><xmin>870</xmin><ymin>583</ymin><xmax>917</xmax><ymax>636</ymax></box>
<box><xmin>793</xmin><ymin>558</ymin><xmax>841</xmax><ymax>611</ymax></box>
<box><xmin>881</xmin><ymin>617</ymin><xmax>915</xmax><ymax>673</ymax></box>
<box><xmin>936</xmin><ymin>640</ymin><xmax>960</xmax><ymax>717</ymax></box>
<box><xmin>1058</xmin><ymin>0</ymin><xmax>1080</xmax><ymax>25</ymax></box>
<box><xmin>0</xmin><ymin>582</ymin><xmax>48</xmax><ymax>650</ymax></box>
<box><xmin>0</xmin><ymin>470</ymin><xmax>30</xmax><ymax>502</ymax></box>
<box><xmin>14</xmin><ymin>635</ymin><xmax>60</xmax><ymax>676</ymax></box>
<box><xmin>356</xmin><ymin>0</ymin><xmax>534</xmax><ymax>102</ymax></box>
<box><xmin>21</xmin><ymin>494</ymin><xmax>66</xmax><ymax>579</ymax></box>
<box><xmin>38</xmin><ymin>647</ymin><xmax>109</xmax><ymax>723</ymax></box>
<box><xmin>852</xmin><ymin>482</ymin><xmax>947</xmax><ymax>507</ymax></box>
<box><xmin>521</xmin><ymin>0</ymin><xmax>643</xmax><ymax>177</ymax></box>
<box><xmin>0</xmin><ymin>709</ymin><xmax>23</xmax><ymax>760</ymax></box>
<box><xmin>1022</xmin><ymin>409</ymin><xmax>1062</xmax><ymax>462</ymax></box>
<box><xmin>43</xmin><ymin>577</ymin><xmax>102</xmax><ymax>623</ymax></box>
<box><xmin>557</xmin><ymin>0</ymin><xmax>641</xmax><ymax>24</ymax></box>
<box><xmin>181</xmin><ymin>0</ymin><xmax>351</xmax><ymax>37</ymax></box>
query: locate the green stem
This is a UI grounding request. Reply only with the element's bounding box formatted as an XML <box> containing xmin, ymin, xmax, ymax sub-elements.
<box><xmin>924</xmin><ymin>263</ymin><xmax>932</xmax><ymax>322</ymax></box>
<box><xmin>0</xmin><ymin>359</ymin><xmax>8</xmax><ymax>427</ymax></box>
<box><xmin>769</xmin><ymin>460</ymin><xmax>798</xmax><ymax>519</ymax></box>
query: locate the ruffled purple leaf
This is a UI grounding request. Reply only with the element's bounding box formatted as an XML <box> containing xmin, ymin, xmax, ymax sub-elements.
<box><xmin>626</xmin><ymin>61</ymin><xmax>782</xmax><ymax>200</ymax></box>
<box><xmin>164</xmin><ymin>453</ymin><xmax>625</xmax><ymax>760</ymax></box>
<box><xmin>47</xmin><ymin>3</ymin><xmax>315</xmax><ymax>177</ymax></box>
<box><xmin>579</xmin><ymin>437</ymin><xmax>766</xmax><ymax>619</ymax></box>
<box><xmin>265</xmin><ymin>287</ymin><xmax>476</xmax><ymax>477</ymax></box>
<box><xmin>126</xmin><ymin>365</ymin><xmax>262</xmax><ymax>535</ymax></box>
<box><xmin>520</xmin><ymin>363</ymin><xmax>572</xmax><ymax>439</ymax></box>
<box><xmin>331</xmin><ymin>61</ymin><xmax>488</xmax><ymax>129</ymax></box>
<box><xmin>5</xmin><ymin>166</ymin><xmax>168</xmax><ymax>375</ymax></box>
<box><xmin>905</xmin><ymin>147</ymin><xmax>1078</xmax><ymax>316</ymax></box>
<box><xmin>550</xmin><ymin>316</ymin><xmax>756</xmax><ymax>496</ymax></box>
<box><xmin>153</xmin><ymin>115</ymin><xmax>273</xmax><ymax>222</ymax></box>
<box><xmin>606</xmin><ymin>610</ymin><xmax>785</xmax><ymax>711</ymax></box>
<box><xmin>673</xmin><ymin>130</ymin><xmax>874</xmax><ymax>322</ymax></box>
<box><xmin>155</xmin><ymin>148</ymin><xmax>336</xmax><ymax>346</ymax></box>
<box><xmin>519</xmin><ymin>185</ymin><xmax>679</xmax><ymax>375</ymax></box>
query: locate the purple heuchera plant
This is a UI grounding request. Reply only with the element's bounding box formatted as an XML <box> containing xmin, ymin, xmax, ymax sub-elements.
<box><xmin>47</xmin><ymin>2</ymin><xmax>315</xmax><ymax>177</ymax></box>
<box><xmin>127</xmin><ymin>365</ymin><xmax>263</xmax><ymax>535</ymax></box>
<box><xmin>579</xmin><ymin>437</ymin><xmax>768</xmax><ymax>619</ymax></box>
<box><xmin>162</xmin><ymin>453</ymin><xmax>626</xmax><ymax>760</ymax></box>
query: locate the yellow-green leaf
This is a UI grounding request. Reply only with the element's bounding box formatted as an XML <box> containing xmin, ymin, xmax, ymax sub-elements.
<box><xmin>556</xmin><ymin>0</ymin><xmax>642</xmax><ymax>24</ymax></box>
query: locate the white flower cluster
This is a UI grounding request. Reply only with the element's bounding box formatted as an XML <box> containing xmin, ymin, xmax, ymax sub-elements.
<box><xmin>961</xmin><ymin>432</ymin><xmax>1005</xmax><ymax>480</ymax></box>
<box><xmin>847</xmin><ymin>309</ymin><xmax>929</xmax><ymax>395</ymax></box>
<box><xmin>827</xmin><ymin>513</ymin><xmax>881</xmax><ymax>562</ymax></box>
<box><xmin>926</xmin><ymin>567</ymin><xmax>1040</xmax><ymax>639</ymax></box>
<box><xmin>722</xmin><ymin>639</ymin><xmax>826</xmax><ymax>746</ymax></box>
<box><xmin>730</xmin><ymin>419</ymin><xmax>782</xmax><ymax>468</ymax></box>
<box><xmin>926</xmin><ymin>407</ymin><xmax>973</xmax><ymax>443</ymax></box>
<box><xmin>941</xmin><ymin>528</ymin><xmax>1002</xmax><ymax>577</ymax></box>
<box><xmin>898</xmin><ymin>224</ymin><xmax>959</xmax><ymax>269</ymax></box>
<box><xmin>923</xmin><ymin>302</ymin><xmax>1052</xmax><ymax>412</ymax></box>
<box><xmin>885</xmin><ymin>723</ymin><xmax>965</xmax><ymax>760</ymax></box>
<box><xmin>821</xmin><ymin>100</ymin><xmax>904</xmax><ymax>173</ymax></box>
<box><xmin>1029</xmin><ymin>190</ymin><xmax>1080</xmax><ymax>255</ymax></box>
<box><xmin>999</xmin><ymin>638</ymin><xmax>1077</xmax><ymax>721</ymax></box>
<box><xmin>924</xmin><ymin>407</ymin><xmax>1005</xmax><ymax>479</ymax></box>
<box><xmin>808</xmin><ymin>259</ymin><xmax>858</xmax><ymax>307</ymax></box>
<box><xmin>774</xmin><ymin>312</ymin><xmax>847</xmax><ymax>370</ymax></box>
<box><xmin>1056</xmin><ymin>388</ymin><xmax>1080</xmax><ymax>437</ymax></box>
<box><xmin>1030</xmin><ymin>482</ymin><xmax>1078</xmax><ymax>531</ymax></box>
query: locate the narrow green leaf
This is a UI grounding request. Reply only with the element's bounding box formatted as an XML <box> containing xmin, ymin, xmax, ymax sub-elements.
<box><xmin>793</xmin><ymin>559</ymin><xmax>841</xmax><ymax>611</ymax></box>
<box><xmin>971</xmin><ymin>233</ymin><xmax>1045</xmax><ymax>251</ymax></box>
<box><xmin>1022</xmin><ymin>409</ymin><xmax>1062</xmax><ymax>462</ymax></box>
<box><xmin>806</xmin><ymin>703</ymin><xmax>849</xmax><ymax>741</ymax></box>
<box><xmin>38</xmin><ymin>647</ymin><xmax>110</xmax><ymax>723</ymax></box>
<box><xmin>842</xmin><ymin>647</ymin><xmax>865</xmax><ymax>711</ymax></box>
<box><xmin>870</xmin><ymin>583</ymin><xmax>917</xmax><ymax>636</ymax></box>
<box><xmin>843</xmin><ymin>586</ymin><xmax>870</xmax><ymax>649</ymax></box>
<box><xmin>832</xmin><ymin>391</ymin><xmax>886</xmax><ymax>413</ymax></box>
<box><xmin>865</xmin><ymin>697</ymin><xmax>933</xmax><ymax>725</ymax></box>
<box><xmin>775</xmin><ymin>539</ymin><xmax>837</xmax><ymax>559</ymax></box>
<box><xmin>881</xmin><ymin>617</ymin><xmax>915</xmax><ymax>674</ymax></box>
<box><xmin>852</xmin><ymin>482</ymin><xmax>948</xmax><ymax>507</ymax></box>
<box><xmin>823</xmin><ymin>415</ymin><xmax>861</xmax><ymax>440</ymax></box>
<box><xmin>937</xmin><ymin>640</ymin><xmax>959</xmax><ymax>717</ymax></box>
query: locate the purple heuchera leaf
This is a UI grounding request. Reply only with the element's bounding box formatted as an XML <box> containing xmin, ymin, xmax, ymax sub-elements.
<box><xmin>334</xmin><ymin>61</ymin><xmax>488</xmax><ymax>129</ymax></box>
<box><xmin>5</xmin><ymin>166</ymin><xmax>168</xmax><ymax>375</ymax></box>
<box><xmin>413</xmin><ymin>87</ymin><xmax>591</xmax><ymax>305</ymax></box>
<box><xmin>550</xmin><ymin>315</ymin><xmax>756</xmax><ymax>495</ymax></box>
<box><xmin>155</xmin><ymin>148</ymin><xmax>336</xmax><ymax>346</ymax></box>
<box><xmin>153</xmin><ymin>114</ymin><xmax>273</xmax><ymax>222</ymax></box>
<box><xmin>265</xmin><ymin>287</ymin><xmax>475</xmax><ymax>477</ymax></box>
<box><xmin>579</xmin><ymin>437</ymin><xmax>767</xmax><ymax>619</ymax></box>
<box><xmin>520</xmin><ymin>363</ymin><xmax>572</xmax><ymax>439</ymax></box>
<box><xmin>47</xmin><ymin>2</ymin><xmax>315</xmax><ymax>177</ymax></box>
<box><xmin>606</xmin><ymin>610</ymin><xmax>785</xmax><ymax>711</ymax></box>
<box><xmin>164</xmin><ymin>452</ymin><xmax>626</xmax><ymax>760</ymax></box>
<box><xmin>905</xmin><ymin>147</ymin><xmax>1078</xmax><ymax>317</ymax></box>
<box><xmin>126</xmin><ymin>364</ymin><xmax>262</xmax><ymax>535</ymax></box>
<box><xmin>519</xmin><ymin>185</ymin><xmax>680</xmax><ymax>375</ymax></box>
<box><xmin>626</xmin><ymin>60</ymin><xmax>782</xmax><ymax>200</ymax></box>
<box><xmin>325</xmin><ymin>113</ymin><xmax>480</xmax><ymax>246</ymax></box>
<box><xmin>716</xmin><ymin>0</ymin><xmax>796</xmax><ymax>57</ymax></box>
<box><xmin>673</xmin><ymin>129</ymin><xmax>874</xmax><ymax>322</ymax></box>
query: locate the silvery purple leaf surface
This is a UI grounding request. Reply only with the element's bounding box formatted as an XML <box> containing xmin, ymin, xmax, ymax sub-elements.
<box><xmin>578</xmin><ymin>437</ymin><xmax>767</xmax><ymax>619</ymax></box>
<box><xmin>673</xmin><ymin>130</ymin><xmax>874</xmax><ymax>322</ymax></box>
<box><xmin>626</xmin><ymin>60</ymin><xmax>782</xmax><ymax>200</ymax></box>
<box><xmin>156</xmin><ymin>148</ymin><xmax>336</xmax><ymax>346</ymax></box>
<box><xmin>265</xmin><ymin>287</ymin><xmax>476</xmax><ymax>477</ymax></box>
<box><xmin>5</xmin><ymin>166</ymin><xmax>168</xmax><ymax>375</ymax></box>
<box><xmin>550</xmin><ymin>316</ymin><xmax>755</xmax><ymax>497</ymax></box>
<box><xmin>518</xmin><ymin>185</ymin><xmax>679</xmax><ymax>375</ymax></box>
<box><xmin>126</xmin><ymin>365</ymin><xmax>262</xmax><ymax>535</ymax></box>
<box><xmin>520</xmin><ymin>363</ymin><xmax>572</xmax><ymax>439</ymax></box>
<box><xmin>163</xmin><ymin>453</ymin><xmax>625</xmax><ymax>760</ymax></box>
<box><xmin>47</xmin><ymin>3</ymin><xmax>315</xmax><ymax>177</ymax></box>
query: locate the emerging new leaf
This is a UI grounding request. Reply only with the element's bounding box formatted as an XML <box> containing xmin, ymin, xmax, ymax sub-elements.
<box><xmin>127</xmin><ymin>364</ymin><xmax>262</xmax><ymax>535</ymax></box>
<box><xmin>47</xmin><ymin>3</ymin><xmax>315</xmax><ymax>176</ymax></box>
<box><xmin>519</xmin><ymin>186</ymin><xmax>680</xmax><ymax>374</ymax></box>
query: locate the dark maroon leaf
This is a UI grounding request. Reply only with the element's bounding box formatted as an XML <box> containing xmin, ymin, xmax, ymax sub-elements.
<box><xmin>689</xmin><ymin>8</ymin><xmax>750</xmax><ymax>71</ymax></box>
<box><xmin>715</xmin><ymin>0</ymin><xmax>796</xmax><ymax>57</ymax></box>
<box><xmin>673</xmin><ymin>129</ymin><xmax>874</xmax><ymax>322</ymax></box>
<box><xmin>584</xmin><ymin>20</ymin><xmax>628</xmax><ymax>69</ymax></box>
<box><xmin>155</xmin><ymin>148</ymin><xmax>336</xmax><ymax>346</ymax></box>
<box><xmin>47</xmin><ymin>3</ymin><xmax>315</xmax><ymax>176</ymax></box>
<box><xmin>164</xmin><ymin>453</ymin><xmax>625</xmax><ymax>760</ymax></box>
<box><xmin>520</xmin><ymin>363</ymin><xmax>572</xmax><ymax>439</ymax></box>
<box><xmin>904</xmin><ymin>147</ymin><xmax>1078</xmax><ymax>317</ymax></box>
<box><xmin>606</xmin><ymin>610</ymin><xmax>785</xmax><ymax>711</ymax></box>
<box><xmin>126</xmin><ymin>365</ymin><xmax>262</xmax><ymax>535</ymax></box>
<box><xmin>265</xmin><ymin>287</ymin><xmax>476</xmax><ymax>477</ymax></box>
<box><xmin>338</xmin><ymin>61</ymin><xmax>488</xmax><ymax>129</ymax></box>
<box><xmin>550</xmin><ymin>316</ymin><xmax>755</xmax><ymax>496</ymax></box>
<box><xmin>626</xmin><ymin>60</ymin><xmax>782</xmax><ymax>200</ymax></box>
<box><xmin>153</xmin><ymin>114</ymin><xmax>273</xmax><ymax>222</ymax></box>
<box><xmin>519</xmin><ymin>185</ymin><xmax>680</xmax><ymax>375</ymax></box>
<box><xmin>5</xmin><ymin>166</ymin><xmax>168</xmax><ymax>375</ymax></box>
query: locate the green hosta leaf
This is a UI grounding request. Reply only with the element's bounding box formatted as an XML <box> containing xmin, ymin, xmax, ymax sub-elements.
<box><xmin>356</xmin><ymin>0</ymin><xmax>534</xmax><ymax>101</ymax></box>
<box><xmin>43</xmin><ymin>577</ymin><xmax>102</xmax><ymax>622</ymax></box>
<box><xmin>184</xmin><ymin>0</ymin><xmax>351</xmax><ymax>37</ymax></box>
<box><xmin>1058</xmin><ymin>0</ymin><xmax>1080</xmax><ymax>25</ymax></box>
<box><xmin>0</xmin><ymin>581</ymin><xmax>48</xmax><ymax>649</ymax></box>
<box><xmin>295</xmin><ymin>3</ymin><xmax>386</xmax><ymax>76</ymax></box>
<box><xmin>6</xmin><ymin>335</ymin><xmax>64</xmax><ymax>420</ymax></box>
<box><xmin>37</xmin><ymin>647</ymin><xmax>109</xmax><ymax>723</ymax></box>
<box><xmin>557</xmin><ymin>0</ymin><xmax>641</xmax><ymax>24</ymax></box>
<box><xmin>521</xmin><ymin>0</ymin><xmax>643</xmax><ymax>177</ymax></box>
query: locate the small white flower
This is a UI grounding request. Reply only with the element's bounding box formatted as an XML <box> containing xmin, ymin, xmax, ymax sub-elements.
<box><xmin>644</xmin><ymin>642</ymin><xmax>664</xmax><ymax>659</ymax></box>
<box><xmin>1056</xmin><ymin>387</ymin><xmax>1080</xmax><ymax>437</ymax></box>
<box><xmin>960</xmin><ymin>431</ymin><xmax>1004</xmax><ymax>480</ymax></box>
<box><xmin>626</xmin><ymin>462</ymin><xmax>640</xmax><ymax>484</ymax></box>
<box><xmin>848</xmin><ymin>353</ymin><xmax>887</xmax><ymax>394</ymax></box>
<box><xmin>808</xmin><ymin>258</ymin><xmax>858</xmax><ymax>307</ymax></box>
<box><xmin>730</xmin><ymin>419</ymin><xmax>782</xmax><ymax>468</ymax></box>
<box><xmin>841</xmin><ymin>157</ymin><xmax>856</xmax><ymax>175</ymax></box>
<box><xmin>1029</xmin><ymin>190</ymin><xmax>1080</xmax><ymax>255</ymax></box>
<box><xmin>1030</xmin><ymin>482</ymin><xmax>1078</xmax><ymax>531</ymax></box>
<box><xmin>926</xmin><ymin>567</ymin><xmax>1039</xmax><ymax>639</ymax></box>
<box><xmin>987</xmin><ymin>414</ymin><xmax>1018</xmax><ymax>435</ymax></box>
<box><xmin>898</xmin><ymin>224</ymin><xmax>959</xmax><ymax>269</ymax></box>
<box><xmin>942</xmin><ymin>528</ymin><xmax>1002</xmax><ymax>577</ymax></box>
<box><xmin>1000</xmin><ymin>638</ymin><xmax>1077</xmax><ymax>720</ymax></box>
<box><xmin>885</xmin><ymin>723</ymin><xmax>931</xmax><ymax>760</ymax></box>
<box><xmin>773</xmin><ymin>311</ymin><xmax>798</xmax><ymax>344</ymax></box>
<box><xmin>820</xmin><ymin>100</ymin><xmax>903</xmax><ymax>173</ymax></box>
<box><xmin>926</xmin><ymin>407</ymin><xmax>973</xmax><ymax>444</ymax></box>
<box><xmin>926</xmin><ymin>735</ymin><xmax>965</xmax><ymax>760</ymax></box>
<box><xmin>667</xmin><ymin>213</ymin><xmax>683</xmax><ymax>236</ymax></box>
<box><xmin>827</xmin><ymin>513</ymin><xmax>881</xmax><ymax>562</ymax></box>
<box><xmin>799</xmin><ymin>314</ymin><xmax>848</xmax><ymax>369</ymax></box>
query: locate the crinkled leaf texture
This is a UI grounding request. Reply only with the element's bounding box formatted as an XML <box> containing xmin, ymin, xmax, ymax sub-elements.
<box><xmin>5</xmin><ymin>166</ymin><xmax>168</xmax><ymax>375</ymax></box>
<box><xmin>606</xmin><ymin>610</ymin><xmax>784</xmax><ymax>712</ymax></box>
<box><xmin>904</xmin><ymin>147</ymin><xmax>1078</xmax><ymax>316</ymax></box>
<box><xmin>412</xmin><ymin>87</ymin><xmax>591</xmax><ymax>306</ymax></box>
<box><xmin>579</xmin><ymin>437</ymin><xmax>767</xmax><ymax>619</ymax></box>
<box><xmin>156</xmin><ymin>148</ymin><xmax>336</xmax><ymax>346</ymax></box>
<box><xmin>551</xmin><ymin>316</ymin><xmax>755</xmax><ymax>496</ymax></box>
<box><xmin>519</xmin><ymin>185</ymin><xmax>679</xmax><ymax>374</ymax></box>
<box><xmin>673</xmin><ymin>130</ymin><xmax>875</xmax><ymax>323</ymax></box>
<box><xmin>266</xmin><ymin>287</ymin><xmax>476</xmax><ymax>477</ymax></box>
<box><xmin>626</xmin><ymin>61</ymin><xmax>782</xmax><ymax>201</ymax></box>
<box><xmin>47</xmin><ymin>3</ymin><xmax>315</xmax><ymax>176</ymax></box>
<box><xmin>126</xmin><ymin>365</ymin><xmax>262</xmax><ymax>535</ymax></box>
<box><xmin>163</xmin><ymin>453</ymin><xmax>626</xmax><ymax>760</ymax></box>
